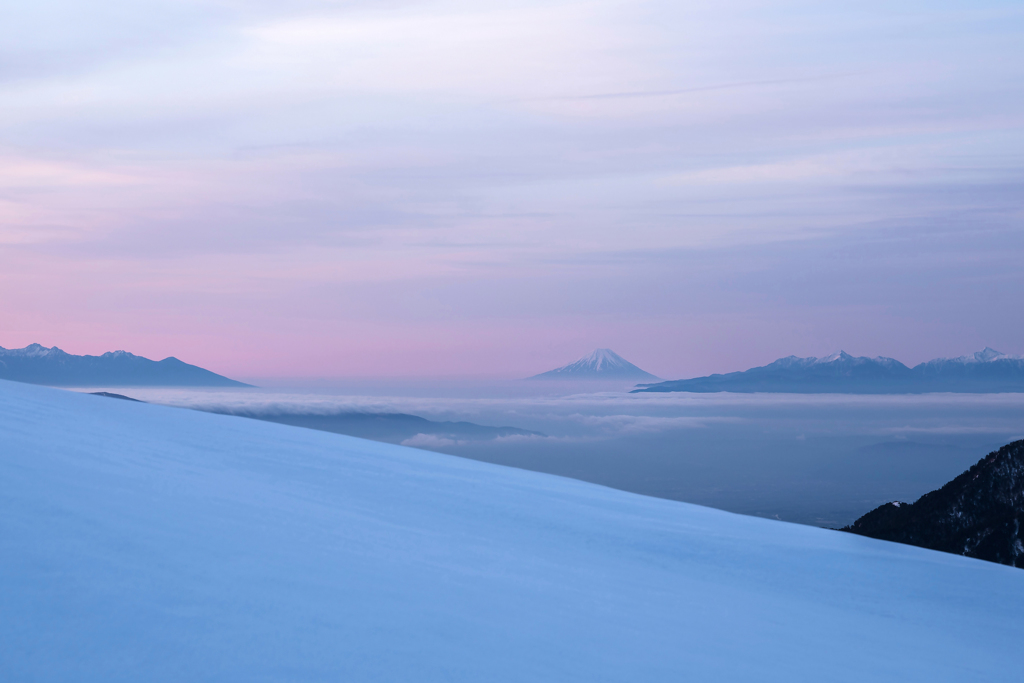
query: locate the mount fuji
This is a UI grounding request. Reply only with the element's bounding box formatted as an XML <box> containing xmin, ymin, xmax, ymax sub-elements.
<box><xmin>530</xmin><ymin>349</ymin><xmax>660</xmax><ymax>381</ymax></box>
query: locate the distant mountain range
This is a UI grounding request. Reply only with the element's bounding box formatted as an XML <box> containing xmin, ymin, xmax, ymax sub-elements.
<box><xmin>634</xmin><ymin>348</ymin><xmax>1024</xmax><ymax>394</ymax></box>
<box><xmin>89</xmin><ymin>391</ymin><xmax>542</xmax><ymax>446</ymax></box>
<box><xmin>0</xmin><ymin>344</ymin><xmax>249</xmax><ymax>387</ymax></box>
<box><xmin>530</xmin><ymin>349</ymin><xmax>660</xmax><ymax>381</ymax></box>
<box><xmin>210</xmin><ymin>410</ymin><xmax>543</xmax><ymax>446</ymax></box>
<box><xmin>842</xmin><ymin>440</ymin><xmax>1024</xmax><ymax>568</ymax></box>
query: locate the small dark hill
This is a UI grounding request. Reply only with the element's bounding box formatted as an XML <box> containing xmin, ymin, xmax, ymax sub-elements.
<box><xmin>842</xmin><ymin>440</ymin><xmax>1024</xmax><ymax>568</ymax></box>
<box><xmin>90</xmin><ymin>392</ymin><xmax>145</xmax><ymax>402</ymax></box>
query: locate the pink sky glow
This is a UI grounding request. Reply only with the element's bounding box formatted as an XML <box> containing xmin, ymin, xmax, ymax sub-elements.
<box><xmin>2</xmin><ymin>0</ymin><xmax>1022</xmax><ymax>379</ymax></box>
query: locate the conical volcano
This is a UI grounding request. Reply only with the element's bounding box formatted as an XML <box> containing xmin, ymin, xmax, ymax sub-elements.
<box><xmin>530</xmin><ymin>349</ymin><xmax>660</xmax><ymax>381</ymax></box>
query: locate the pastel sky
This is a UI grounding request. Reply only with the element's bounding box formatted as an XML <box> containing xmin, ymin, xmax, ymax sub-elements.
<box><xmin>2</xmin><ymin>0</ymin><xmax>1022</xmax><ymax>378</ymax></box>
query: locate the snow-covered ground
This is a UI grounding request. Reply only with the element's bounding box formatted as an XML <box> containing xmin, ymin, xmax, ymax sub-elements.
<box><xmin>1</xmin><ymin>380</ymin><xmax>1021</xmax><ymax>681</ymax></box>
<box><xmin>114</xmin><ymin>383</ymin><xmax>1024</xmax><ymax>526</ymax></box>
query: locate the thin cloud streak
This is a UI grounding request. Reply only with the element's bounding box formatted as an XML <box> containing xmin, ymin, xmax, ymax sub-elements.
<box><xmin>1</xmin><ymin>0</ymin><xmax>1022</xmax><ymax>375</ymax></box>
<box><xmin>519</xmin><ymin>72</ymin><xmax>863</xmax><ymax>102</ymax></box>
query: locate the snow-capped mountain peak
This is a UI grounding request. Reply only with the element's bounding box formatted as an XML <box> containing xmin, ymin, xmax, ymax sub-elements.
<box><xmin>953</xmin><ymin>347</ymin><xmax>1012</xmax><ymax>363</ymax></box>
<box><xmin>976</xmin><ymin>347</ymin><xmax>1005</xmax><ymax>361</ymax></box>
<box><xmin>920</xmin><ymin>347</ymin><xmax>1024</xmax><ymax>365</ymax></box>
<box><xmin>0</xmin><ymin>343</ymin><xmax>67</xmax><ymax>358</ymax></box>
<box><xmin>638</xmin><ymin>347</ymin><xmax>1024</xmax><ymax>394</ymax></box>
<box><xmin>530</xmin><ymin>349</ymin><xmax>660</xmax><ymax>381</ymax></box>
<box><xmin>810</xmin><ymin>351</ymin><xmax>904</xmax><ymax>367</ymax></box>
<box><xmin>815</xmin><ymin>351</ymin><xmax>851</xmax><ymax>364</ymax></box>
<box><xmin>577</xmin><ymin>348</ymin><xmax>627</xmax><ymax>371</ymax></box>
<box><xmin>0</xmin><ymin>343</ymin><xmax>249</xmax><ymax>387</ymax></box>
<box><xmin>101</xmin><ymin>350</ymin><xmax>137</xmax><ymax>359</ymax></box>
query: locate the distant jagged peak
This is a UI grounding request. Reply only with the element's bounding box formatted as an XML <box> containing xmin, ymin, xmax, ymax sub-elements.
<box><xmin>0</xmin><ymin>344</ymin><xmax>142</xmax><ymax>359</ymax></box>
<box><xmin>0</xmin><ymin>342</ymin><xmax>250</xmax><ymax>387</ymax></box>
<box><xmin>772</xmin><ymin>351</ymin><xmax>903</xmax><ymax>368</ymax></box>
<box><xmin>953</xmin><ymin>347</ymin><xmax>1014</xmax><ymax>363</ymax></box>
<box><xmin>923</xmin><ymin>347</ymin><xmax>1022</xmax><ymax>365</ymax></box>
<box><xmin>814</xmin><ymin>350</ymin><xmax>852</xmax><ymax>364</ymax></box>
<box><xmin>101</xmin><ymin>350</ymin><xmax>138</xmax><ymax>359</ymax></box>
<box><xmin>0</xmin><ymin>343</ymin><xmax>68</xmax><ymax>357</ymax></box>
<box><xmin>815</xmin><ymin>351</ymin><xmax>905</xmax><ymax>365</ymax></box>
<box><xmin>530</xmin><ymin>348</ymin><xmax>660</xmax><ymax>381</ymax></box>
<box><xmin>977</xmin><ymin>347</ymin><xmax>1007</xmax><ymax>361</ymax></box>
<box><xmin>636</xmin><ymin>346</ymin><xmax>1024</xmax><ymax>394</ymax></box>
<box><xmin>803</xmin><ymin>348</ymin><xmax>1023</xmax><ymax>367</ymax></box>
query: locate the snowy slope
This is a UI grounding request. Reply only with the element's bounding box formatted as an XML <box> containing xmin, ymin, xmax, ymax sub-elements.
<box><xmin>1</xmin><ymin>380</ymin><xmax>1022</xmax><ymax>682</ymax></box>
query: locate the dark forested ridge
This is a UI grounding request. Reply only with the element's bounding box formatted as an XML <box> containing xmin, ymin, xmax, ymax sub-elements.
<box><xmin>842</xmin><ymin>440</ymin><xmax>1024</xmax><ymax>568</ymax></box>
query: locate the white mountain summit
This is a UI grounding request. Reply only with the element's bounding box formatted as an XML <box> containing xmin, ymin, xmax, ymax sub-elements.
<box><xmin>0</xmin><ymin>343</ymin><xmax>249</xmax><ymax>387</ymax></box>
<box><xmin>947</xmin><ymin>347</ymin><xmax>1021</xmax><ymax>363</ymax></box>
<box><xmin>530</xmin><ymin>348</ymin><xmax>660</xmax><ymax>381</ymax></box>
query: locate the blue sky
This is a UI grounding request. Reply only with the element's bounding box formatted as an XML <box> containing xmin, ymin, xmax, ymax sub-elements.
<box><xmin>1</xmin><ymin>0</ymin><xmax>1022</xmax><ymax>376</ymax></box>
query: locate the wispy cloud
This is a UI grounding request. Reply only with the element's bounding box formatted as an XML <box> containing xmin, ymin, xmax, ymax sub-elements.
<box><xmin>2</xmin><ymin>0</ymin><xmax>1023</xmax><ymax>375</ymax></box>
<box><xmin>523</xmin><ymin>72</ymin><xmax>860</xmax><ymax>102</ymax></box>
<box><xmin>568</xmin><ymin>413</ymin><xmax>742</xmax><ymax>433</ymax></box>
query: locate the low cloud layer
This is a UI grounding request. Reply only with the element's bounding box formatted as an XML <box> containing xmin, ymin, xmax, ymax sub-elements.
<box><xmin>96</xmin><ymin>386</ymin><xmax>1024</xmax><ymax>444</ymax></box>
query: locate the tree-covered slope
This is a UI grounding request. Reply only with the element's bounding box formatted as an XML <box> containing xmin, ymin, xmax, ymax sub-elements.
<box><xmin>843</xmin><ymin>440</ymin><xmax>1024</xmax><ymax>567</ymax></box>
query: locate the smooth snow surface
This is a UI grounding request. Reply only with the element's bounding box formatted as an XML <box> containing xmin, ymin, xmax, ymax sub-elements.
<box><xmin>1</xmin><ymin>380</ymin><xmax>1022</xmax><ymax>682</ymax></box>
